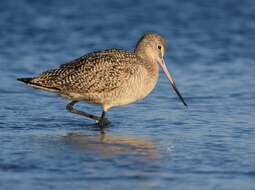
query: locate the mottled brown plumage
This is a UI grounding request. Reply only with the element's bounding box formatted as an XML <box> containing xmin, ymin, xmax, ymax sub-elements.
<box><xmin>32</xmin><ymin>49</ymin><xmax>138</xmax><ymax>93</ymax></box>
<box><xmin>18</xmin><ymin>32</ymin><xmax>187</xmax><ymax>126</ymax></box>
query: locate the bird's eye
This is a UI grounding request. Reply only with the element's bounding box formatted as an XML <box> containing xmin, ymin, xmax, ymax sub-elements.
<box><xmin>158</xmin><ymin>45</ymin><xmax>162</xmax><ymax>50</ymax></box>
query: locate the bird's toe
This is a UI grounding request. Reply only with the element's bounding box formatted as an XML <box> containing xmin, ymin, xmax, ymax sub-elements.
<box><xmin>97</xmin><ymin>118</ymin><xmax>110</xmax><ymax>127</ymax></box>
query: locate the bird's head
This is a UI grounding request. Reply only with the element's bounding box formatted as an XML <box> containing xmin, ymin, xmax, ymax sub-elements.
<box><xmin>135</xmin><ymin>32</ymin><xmax>187</xmax><ymax>107</ymax></box>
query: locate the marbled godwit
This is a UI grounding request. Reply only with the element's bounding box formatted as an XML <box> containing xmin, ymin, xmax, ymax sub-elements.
<box><xmin>17</xmin><ymin>32</ymin><xmax>187</xmax><ymax>126</ymax></box>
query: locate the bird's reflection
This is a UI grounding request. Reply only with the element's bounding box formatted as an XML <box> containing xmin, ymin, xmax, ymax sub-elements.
<box><xmin>63</xmin><ymin>129</ymin><xmax>159</xmax><ymax>160</ymax></box>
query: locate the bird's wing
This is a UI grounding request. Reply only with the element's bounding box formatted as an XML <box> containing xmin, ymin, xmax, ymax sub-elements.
<box><xmin>33</xmin><ymin>50</ymin><xmax>139</xmax><ymax>93</ymax></box>
<box><xmin>59</xmin><ymin>49</ymin><xmax>126</xmax><ymax>69</ymax></box>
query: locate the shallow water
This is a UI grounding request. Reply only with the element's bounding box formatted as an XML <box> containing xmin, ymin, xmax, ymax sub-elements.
<box><xmin>1</xmin><ymin>0</ymin><xmax>255</xmax><ymax>189</ymax></box>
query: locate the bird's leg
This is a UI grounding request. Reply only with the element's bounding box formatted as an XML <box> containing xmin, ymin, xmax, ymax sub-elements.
<box><xmin>66</xmin><ymin>101</ymin><xmax>101</xmax><ymax>121</ymax></box>
<box><xmin>98</xmin><ymin>110</ymin><xmax>109</xmax><ymax>127</ymax></box>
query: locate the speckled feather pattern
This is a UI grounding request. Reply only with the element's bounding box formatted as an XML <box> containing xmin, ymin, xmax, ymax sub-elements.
<box><xmin>32</xmin><ymin>49</ymin><xmax>142</xmax><ymax>93</ymax></box>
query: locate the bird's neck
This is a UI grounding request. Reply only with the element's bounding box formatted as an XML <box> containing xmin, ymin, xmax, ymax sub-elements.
<box><xmin>143</xmin><ymin>59</ymin><xmax>159</xmax><ymax>78</ymax></box>
<box><xmin>135</xmin><ymin>50</ymin><xmax>159</xmax><ymax>77</ymax></box>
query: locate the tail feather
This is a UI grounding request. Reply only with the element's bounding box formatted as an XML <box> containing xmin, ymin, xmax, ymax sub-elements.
<box><xmin>17</xmin><ymin>77</ymin><xmax>33</xmax><ymax>84</ymax></box>
<box><xmin>17</xmin><ymin>77</ymin><xmax>59</xmax><ymax>92</ymax></box>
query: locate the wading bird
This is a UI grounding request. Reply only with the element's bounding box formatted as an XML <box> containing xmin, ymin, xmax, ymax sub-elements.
<box><xmin>18</xmin><ymin>32</ymin><xmax>187</xmax><ymax>127</ymax></box>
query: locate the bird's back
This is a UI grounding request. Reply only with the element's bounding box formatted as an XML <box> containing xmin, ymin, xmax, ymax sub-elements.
<box><xmin>26</xmin><ymin>49</ymin><xmax>145</xmax><ymax>101</ymax></box>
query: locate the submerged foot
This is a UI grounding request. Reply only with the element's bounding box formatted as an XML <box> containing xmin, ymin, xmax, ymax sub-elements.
<box><xmin>97</xmin><ymin>118</ymin><xmax>110</xmax><ymax>127</ymax></box>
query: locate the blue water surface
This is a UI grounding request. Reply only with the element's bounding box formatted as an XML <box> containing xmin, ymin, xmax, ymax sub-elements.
<box><xmin>0</xmin><ymin>0</ymin><xmax>255</xmax><ymax>189</ymax></box>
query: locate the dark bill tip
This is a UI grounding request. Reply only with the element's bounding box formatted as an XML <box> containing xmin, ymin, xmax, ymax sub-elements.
<box><xmin>172</xmin><ymin>84</ymin><xmax>188</xmax><ymax>107</ymax></box>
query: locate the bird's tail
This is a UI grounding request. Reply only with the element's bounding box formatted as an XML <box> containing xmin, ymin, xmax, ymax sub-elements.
<box><xmin>17</xmin><ymin>77</ymin><xmax>33</xmax><ymax>84</ymax></box>
<box><xmin>17</xmin><ymin>77</ymin><xmax>59</xmax><ymax>92</ymax></box>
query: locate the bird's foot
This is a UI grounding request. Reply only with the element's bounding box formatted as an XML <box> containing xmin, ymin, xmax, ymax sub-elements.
<box><xmin>97</xmin><ymin>118</ymin><xmax>110</xmax><ymax>128</ymax></box>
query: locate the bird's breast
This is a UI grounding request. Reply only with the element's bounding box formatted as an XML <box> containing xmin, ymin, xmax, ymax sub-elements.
<box><xmin>104</xmin><ymin>64</ymin><xmax>159</xmax><ymax>110</ymax></box>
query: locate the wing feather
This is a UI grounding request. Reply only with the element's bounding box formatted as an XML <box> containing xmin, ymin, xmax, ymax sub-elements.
<box><xmin>32</xmin><ymin>49</ymin><xmax>139</xmax><ymax>94</ymax></box>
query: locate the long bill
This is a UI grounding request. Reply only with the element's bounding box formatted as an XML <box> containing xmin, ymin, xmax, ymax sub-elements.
<box><xmin>158</xmin><ymin>59</ymin><xmax>188</xmax><ymax>107</ymax></box>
